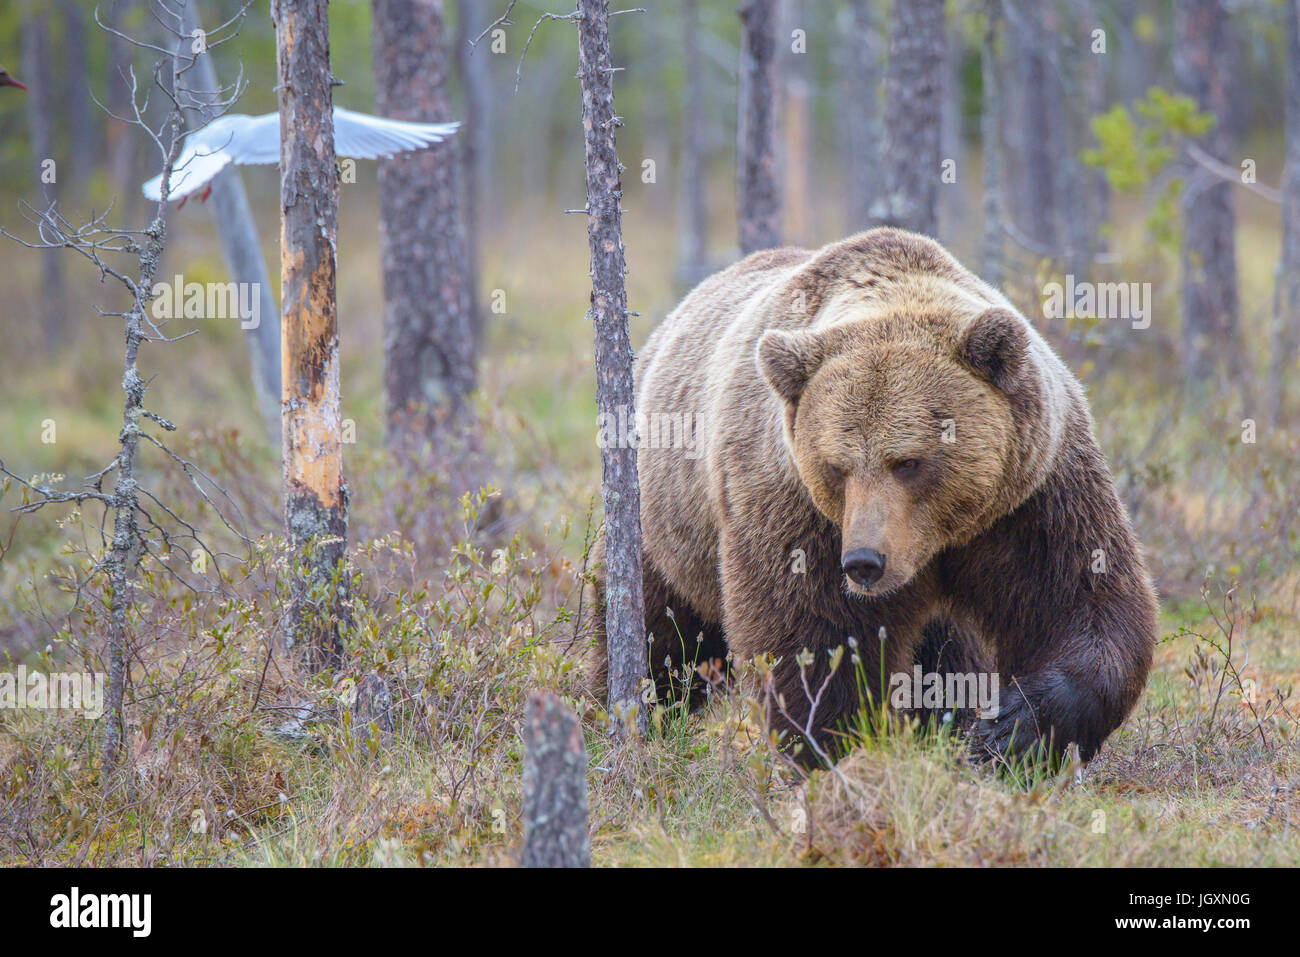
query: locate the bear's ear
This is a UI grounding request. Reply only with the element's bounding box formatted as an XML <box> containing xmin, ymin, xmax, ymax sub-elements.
<box><xmin>960</xmin><ymin>307</ymin><xmax>1029</xmax><ymax>394</ymax></box>
<box><xmin>757</xmin><ymin>329</ymin><xmax>825</xmax><ymax>403</ymax></box>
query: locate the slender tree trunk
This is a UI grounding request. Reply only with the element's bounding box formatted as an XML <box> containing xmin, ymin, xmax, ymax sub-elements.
<box><xmin>1271</xmin><ymin>0</ymin><xmax>1300</xmax><ymax>426</ymax></box>
<box><xmin>677</xmin><ymin>0</ymin><xmax>709</xmax><ymax>284</ymax></box>
<box><xmin>1175</xmin><ymin>0</ymin><xmax>1239</xmax><ymax>388</ymax></box>
<box><xmin>1082</xmin><ymin>0</ymin><xmax>1110</xmax><ymax>258</ymax></box>
<box><xmin>372</xmin><ymin>0</ymin><xmax>475</xmax><ymax>442</ymax></box>
<box><xmin>938</xmin><ymin>20</ymin><xmax>965</xmax><ymax>235</ymax></box>
<box><xmin>456</xmin><ymin>0</ymin><xmax>487</xmax><ymax>344</ymax></box>
<box><xmin>273</xmin><ymin>0</ymin><xmax>347</xmax><ymax>672</ymax></box>
<box><xmin>576</xmin><ymin>0</ymin><xmax>647</xmax><ymax>731</ymax></box>
<box><xmin>522</xmin><ymin>691</ymin><xmax>590</xmax><ymax>867</ymax></box>
<box><xmin>105</xmin><ymin>0</ymin><xmax>141</xmax><ymax>224</ymax></box>
<box><xmin>877</xmin><ymin>0</ymin><xmax>944</xmax><ymax>237</ymax></box>
<box><xmin>1010</xmin><ymin>0</ymin><xmax>1055</xmax><ymax>251</ymax></box>
<box><xmin>1032</xmin><ymin>3</ymin><xmax>1088</xmax><ymax>364</ymax></box>
<box><xmin>58</xmin><ymin>0</ymin><xmax>95</xmax><ymax>196</ymax></box>
<box><xmin>640</xmin><ymin>18</ymin><xmax>671</xmax><ymax>177</ymax></box>
<box><xmin>22</xmin><ymin>1</ymin><xmax>64</xmax><ymax>352</ymax></box>
<box><xmin>981</xmin><ymin>0</ymin><xmax>1004</xmax><ymax>288</ymax></box>
<box><xmin>472</xmin><ymin>4</ymin><xmax>502</xmax><ymax>244</ymax></box>
<box><xmin>781</xmin><ymin>0</ymin><xmax>810</xmax><ymax>246</ymax></box>
<box><xmin>1115</xmin><ymin>0</ymin><xmax>1146</xmax><ymax>105</ymax></box>
<box><xmin>846</xmin><ymin>0</ymin><xmax>882</xmax><ymax>232</ymax></box>
<box><xmin>180</xmin><ymin>4</ymin><xmax>282</xmax><ymax>446</ymax></box>
<box><xmin>103</xmin><ymin>242</ymin><xmax>157</xmax><ymax>778</ymax></box>
<box><xmin>102</xmin><ymin>52</ymin><xmax>186</xmax><ymax>784</ymax></box>
<box><xmin>1047</xmin><ymin>4</ymin><xmax>1090</xmax><ymax>278</ymax></box>
<box><xmin>737</xmin><ymin>0</ymin><xmax>781</xmax><ymax>254</ymax></box>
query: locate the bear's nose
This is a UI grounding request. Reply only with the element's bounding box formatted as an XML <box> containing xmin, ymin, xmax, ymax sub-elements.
<box><xmin>842</xmin><ymin>548</ymin><xmax>886</xmax><ymax>587</ymax></box>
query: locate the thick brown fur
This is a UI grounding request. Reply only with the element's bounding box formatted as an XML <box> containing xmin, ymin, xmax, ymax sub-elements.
<box><xmin>588</xmin><ymin>228</ymin><xmax>1157</xmax><ymax>765</ymax></box>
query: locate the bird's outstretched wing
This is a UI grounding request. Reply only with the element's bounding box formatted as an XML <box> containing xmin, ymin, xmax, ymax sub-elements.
<box><xmin>141</xmin><ymin>132</ymin><xmax>236</xmax><ymax>201</ymax></box>
<box><xmin>140</xmin><ymin>114</ymin><xmax>274</xmax><ymax>201</ymax></box>
<box><xmin>142</xmin><ymin>108</ymin><xmax>458</xmax><ymax>201</ymax></box>
<box><xmin>332</xmin><ymin>107</ymin><xmax>459</xmax><ymax>158</ymax></box>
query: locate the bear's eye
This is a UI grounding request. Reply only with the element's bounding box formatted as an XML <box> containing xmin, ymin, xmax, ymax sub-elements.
<box><xmin>891</xmin><ymin>458</ymin><xmax>922</xmax><ymax>478</ymax></box>
<box><xmin>823</xmin><ymin>462</ymin><xmax>846</xmax><ymax>485</ymax></box>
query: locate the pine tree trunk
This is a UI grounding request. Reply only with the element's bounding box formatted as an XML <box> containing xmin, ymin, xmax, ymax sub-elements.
<box><xmin>21</xmin><ymin>1</ymin><xmax>63</xmax><ymax>352</ymax></box>
<box><xmin>676</xmin><ymin>0</ymin><xmax>709</xmax><ymax>282</ymax></box>
<box><xmin>1271</xmin><ymin>0</ymin><xmax>1300</xmax><ymax>426</ymax></box>
<box><xmin>576</xmin><ymin>0</ymin><xmax>647</xmax><ymax>732</ymax></box>
<box><xmin>273</xmin><ymin>0</ymin><xmax>347</xmax><ymax>672</ymax></box>
<box><xmin>781</xmin><ymin>0</ymin><xmax>811</xmax><ymax>246</ymax></box>
<box><xmin>1011</xmin><ymin>0</ymin><xmax>1055</xmax><ymax>251</ymax></box>
<box><xmin>939</xmin><ymin>21</ymin><xmax>966</xmax><ymax>235</ymax></box>
<box><xmin>1175</xmin><ymin>0</ymin><xmax>1240</xmax><ymax>388</ymax></box>
<box><xmin>1049</xmin><ymin>4</ymin><xmax>1090</xmax><ymax>278</ymax></box>
<box><xmin>1115</xmin><ymin>0</ymin><xmax>1147</xmax><ymax>104</ymax></box>
<box><xmin>105</xmin><ymin>0</ymin><xmax>141</xmax><ymax>226</ymax></box>
<box><xmin>372</xmin><ymin>0</ymin><xmax>475</xmax><ymax>442</ymax></box>
<box><xmin>981</xmin><ymin>0</ymin><xmax>1004</xmax><ymax>288</ymax></box>
<box><xmin>640</xmin><ymin>17</ymin><xmax>671</xmax><ymax>180</ymax></box>
<box><xmin>845</xmin><ymin>0</ymin><xmax>882</xmax><ymax>233</ymax></box>
<box><xmin>1081</xmin><ymin>0</ymin><xmax>1110</xmax><ymax>259</ymax></box>
<box><xmin>455</xmin><ymin>0</ymin><xmax>487</xmax><ymax>345</ymax></box>
<box><xmin>878</xmin><ymin>0</ymin><xmax>944</xmax><ymax>237</ymax></box>
<box><xmin>180</xmin><ymin>4</ymin><xmax>282</xmax><ymax>446</ymax></box>
<box><xmin>737</xmin><ymin>0</ymin><xmax>781</xmax><ymax>254</ymax></box>
<box><xmin>58</xmin><ymin>0</ymin><xmax>95</xmax><ymax>196</ymax></box>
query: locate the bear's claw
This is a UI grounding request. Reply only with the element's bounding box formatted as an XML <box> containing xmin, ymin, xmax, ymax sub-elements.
<box><xmin>969</xmin><ymin>685</ymin><xmax>1055</xmax><ymax>767</ymax></box>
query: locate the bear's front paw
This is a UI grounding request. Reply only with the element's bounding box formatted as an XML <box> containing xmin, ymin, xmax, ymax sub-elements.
<box><xmin>969</xmin><ymin>670</ymin><xmax>1112</xmax><ymax>768</ymax></box>
<box><xmin>969</xmin><ymin>684</ymin><xmax>1057</xmax><ymax>767</ymax></box>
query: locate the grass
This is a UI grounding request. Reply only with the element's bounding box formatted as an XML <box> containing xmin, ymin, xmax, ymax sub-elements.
<box><xmin>0</xmin><ymin>170</ymin><xmax>1298</xmax><ymax>867</ymax></box>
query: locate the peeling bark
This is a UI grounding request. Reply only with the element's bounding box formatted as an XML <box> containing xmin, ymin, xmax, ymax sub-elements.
<box><xmin>576</xmin><ymin>0</ymin><xmax>647</xmax><ymax>731</ymax></box>
<box><xmin>273</xmin><ymin>0</ymin><xmax>348</xmax><ymax>672</ymax></box>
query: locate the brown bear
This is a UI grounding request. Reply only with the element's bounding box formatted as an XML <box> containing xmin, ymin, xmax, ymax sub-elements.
<box><xmin>589</xmin><ymin>228</ymin><xmax>1157</xmax><ymax>764</ymax></box>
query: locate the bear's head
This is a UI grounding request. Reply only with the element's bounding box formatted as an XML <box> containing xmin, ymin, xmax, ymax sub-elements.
<box><xmin>757</xmin><ymin>306</ymin><xmax>1032</xmax><ymax>596</ymax></box>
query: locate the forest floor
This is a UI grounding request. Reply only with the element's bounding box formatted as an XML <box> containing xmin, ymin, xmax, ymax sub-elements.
<box><xmin>0</xmin><ymin>184</ymin><xmax>1297</xmax><ymax>866</ymax></box>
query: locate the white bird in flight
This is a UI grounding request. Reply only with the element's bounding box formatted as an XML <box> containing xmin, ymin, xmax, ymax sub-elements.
<box><xmin>142</xmin><ymin>106</ymin><xmax>459</xmax><ymax>203</ymax></box>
